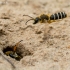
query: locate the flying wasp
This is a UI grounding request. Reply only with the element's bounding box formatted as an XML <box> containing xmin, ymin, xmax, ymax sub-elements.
<box><xmin>3</xmin><ymin>40</ymin><xmax>23</xmax><ymax>61</ymax></box>
<box><xmin>23</xmin><ymin>12</ymin><xmax>67</xmax><ymax>24</ymax></box>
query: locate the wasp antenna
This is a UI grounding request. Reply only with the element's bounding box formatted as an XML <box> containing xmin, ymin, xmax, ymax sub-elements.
<box><xmin>23</xmin><ymin>15</ymin><xmax>34</xmax><ymax>19</ymax></box>
<box><xmin>13</xmin><ymin>40</ymin><xmax>23</xmax><ymax>52</ymax></box>
<box><xmin>25</xmin><ymin>19</ymin><xmax>34</xmax><ymax>25</ymax></box>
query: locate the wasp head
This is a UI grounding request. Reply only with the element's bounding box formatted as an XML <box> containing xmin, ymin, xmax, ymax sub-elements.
<box><xmin>23</xmin><ymin>15</ymin><xmax>41</xmax><ymax>24</ymax></box>
<box><xmin>33</xmin><ymin>17</ymin><xmax>40</xmax><ymax>24</ymax></box>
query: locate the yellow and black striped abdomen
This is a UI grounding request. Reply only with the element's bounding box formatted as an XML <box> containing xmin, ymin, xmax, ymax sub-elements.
<box><xmin>50</xmin><ymin>12</ymin><xmax>67</xmax><ymax>20</ymax></box>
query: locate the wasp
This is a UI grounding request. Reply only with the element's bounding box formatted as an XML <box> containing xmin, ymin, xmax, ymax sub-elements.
<box><xmin>23</xmin><ymin>12</ymin><xmax>67</xmax><ymax>24</ymax></box>
<box><xmin>3</xmin><ymin>40</ymin><xmax>23</xmax><ymax>61</ymax></box>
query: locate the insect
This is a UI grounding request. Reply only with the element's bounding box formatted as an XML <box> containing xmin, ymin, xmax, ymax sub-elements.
<box><xmin>3</xmin><ymin>40</ymin><xmax>23</xmax><ymax>61</ymax></box>
<box><xmin>23</xmin><ymin>12</ymin><xmax>67</xmax><ymax>24</ymax></box>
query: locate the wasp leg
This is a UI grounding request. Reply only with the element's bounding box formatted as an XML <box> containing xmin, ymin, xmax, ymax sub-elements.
<box><xmin>40</xmin><ymin>20</ymin><xmax>44</xmax><ymax>23</ymax></box>
<box><xmin>47</xmin><ymin>20</ymin><xmax>56</xmax><ymax>23</ymax></box>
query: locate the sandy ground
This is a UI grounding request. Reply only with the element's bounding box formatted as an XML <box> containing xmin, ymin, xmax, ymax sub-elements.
<box><xmin>0</xmin><ymin>0</ymin><xmax>70</xmax><ymax>70</ymax></box>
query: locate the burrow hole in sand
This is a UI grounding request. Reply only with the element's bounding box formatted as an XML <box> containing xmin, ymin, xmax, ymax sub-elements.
<box><xmin>2</xmin><ymin>41</ymin><xmax>33</xmax><ymax>61</ymax></box>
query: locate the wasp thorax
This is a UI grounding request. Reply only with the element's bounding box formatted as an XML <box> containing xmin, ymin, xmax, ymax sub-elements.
<box><xmin>40</xmin><ymin>14</ymin><xmax>49</xmax><ymax>20</ymax></box>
